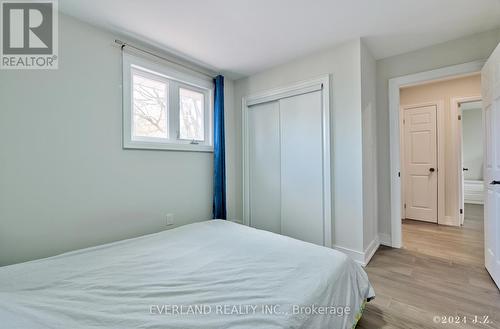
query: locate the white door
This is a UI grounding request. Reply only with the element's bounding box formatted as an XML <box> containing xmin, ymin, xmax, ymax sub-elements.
<box><xmin>482</xmin><ymin>43</ymin><xmax>500</xmax><ymax>289</ymax></box>
<box><xmin>248</xmin><ymin>101</ymin><xmax>281</xmax><ymax>234</ymax></box>
<box><xmin>245</xmin><ymin>82</ymin><xmax>329</xmax><ymax>247</ymax></box>
<box><xmin>404</xmin><ymin>105</ymin><xmax>438</xmax><ymax>223</ymax></box>
<box><xmin>280</xmin><ymin>91</ymin><xmax>324</xmax><ymax>245</ymax></box>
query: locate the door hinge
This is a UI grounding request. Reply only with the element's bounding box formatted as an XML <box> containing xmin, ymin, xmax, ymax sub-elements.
<box><xmin>403</xmin><ymin>119</ymin><xmax>405</xmax><ymax>124</ymax></box>
<box><xmin>404</xmin><ymin>203</ymin><xmax>407</xmax><ymax>209</ymax></box>
<box><xmin>398</xmin><ymin>171</ymin><xmax>400</xmax><ymax>177</ymax></box>
<box><xmin>458</xmin><ymin>115</ymin><xmax>462</xmax><ymax>120</ymax></box>
<box><xmin>460</xmin><ymin>208</ymin><xmax>463</xmax><ymax>214</ymax></box>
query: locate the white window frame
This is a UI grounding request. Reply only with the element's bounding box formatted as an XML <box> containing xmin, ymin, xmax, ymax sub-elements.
<box><xmin>123</xmin><ymin>51</ymin><xmax>214</xmax><ymax>152</ymax></box>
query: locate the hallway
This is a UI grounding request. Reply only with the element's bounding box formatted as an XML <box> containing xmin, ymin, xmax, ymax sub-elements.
<box><xmin>359</xmin><ymin>204</ymin><xmax>500</xmax><ymax>328</ymax></box>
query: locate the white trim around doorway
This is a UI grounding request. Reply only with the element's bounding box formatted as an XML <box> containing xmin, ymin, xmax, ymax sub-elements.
<box><xmin>388</xmin><ymin>60</ymin><xmax>484</xmax><ymax>248</ymax></box>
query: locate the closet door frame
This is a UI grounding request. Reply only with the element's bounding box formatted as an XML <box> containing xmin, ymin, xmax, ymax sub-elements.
<box><xmin>242</xmin><ymin>75</ymin><xmax>332</xmax><ymax>247</ymax></box>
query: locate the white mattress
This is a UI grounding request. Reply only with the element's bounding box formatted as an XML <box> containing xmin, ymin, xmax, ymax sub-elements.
<box><xmin>464</xmin><ymin>179</ymin><xmax>484</xmax><ymax>204</ymax></box>
<box><xmin>0</xmin><ymin>220</ymin><xmax>374</xmax><ymax>329</ymax></box>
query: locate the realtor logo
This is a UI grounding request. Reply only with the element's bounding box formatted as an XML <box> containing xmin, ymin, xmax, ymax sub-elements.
<box><xmin>1</xmin><ymin>0</ymin><xmax>58</xmax><ymax>69</ymax></box>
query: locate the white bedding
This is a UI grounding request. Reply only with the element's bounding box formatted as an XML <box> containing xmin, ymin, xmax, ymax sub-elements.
<box><xmin>0</xmin><ymin>220</ymin><xmax>374</xmax><ymax>329</ymax></box>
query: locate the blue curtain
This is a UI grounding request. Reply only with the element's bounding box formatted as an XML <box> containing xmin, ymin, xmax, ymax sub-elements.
<box><xmin>213</xmin><ymin>75</ymin><xmax>227</xmax><ymax>219</ymax></box>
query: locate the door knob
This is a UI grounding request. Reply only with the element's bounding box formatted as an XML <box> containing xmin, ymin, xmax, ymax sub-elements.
<box><xmin>491</xmin><ymin>180</ymin><xmax>500</xmax><ymax>185</ymax></box>
<box><xmin>463</xmin><ymin>168</ymin><xmax>469</xmax><ymax>171</ymax></box>
<box><xmin>429</xmin><ymin>168</ymin><xmax>435</xmax><ymax>173</ymax></box>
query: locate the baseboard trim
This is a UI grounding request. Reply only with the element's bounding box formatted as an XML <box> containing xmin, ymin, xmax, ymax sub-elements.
<box><xmin>334</xmin><ymin>236</ymin><xmax>380</xmax><ymax>267</ymax></box>
<box><xmin>363</xmin><ymin>236</ymin><xmax>380</xmax><ymax>266</ymax></box>
<box><xmin>333</xmin><ymin>245</ymin><xmax>365</xmax><ymax>265</ymax></box>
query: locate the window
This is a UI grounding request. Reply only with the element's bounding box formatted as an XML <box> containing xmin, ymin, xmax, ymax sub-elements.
<box><xmin>132</xmin><ymin>71</ymin><xmax>168</xmax><ymax>139</ymax></box>
<box><xmin>123</xmin><ymin>52</ymin><xmax>213</xmax><ymax>152</ymax></box>
<box><xmin>179</xmin><ymin>87</ymin><xmax>204</xmax><ymax>141</ymax></box>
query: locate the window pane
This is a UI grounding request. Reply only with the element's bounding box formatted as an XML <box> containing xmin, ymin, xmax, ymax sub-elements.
<box><xmin>179</xmin><ymin>88</ymin><xmax>204</xmax><ymax>141</ymax></box>
<box><xmin>132</xmin><ymin>72</ymin><xmax>168</xmax><ymax>139</ymax></box>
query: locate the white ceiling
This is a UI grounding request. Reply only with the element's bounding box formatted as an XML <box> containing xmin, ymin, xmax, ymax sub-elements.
<box><xmin>60</xmin><ymin>0</ymin><xmax>500</xmax><ymax>79</ymax></box>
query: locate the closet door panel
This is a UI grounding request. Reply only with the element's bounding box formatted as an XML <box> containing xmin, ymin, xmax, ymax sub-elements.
<box><xmin>248</xmin><ymin>101</ymin><xmax>281</xmax><ymax>234</ymax></box>
<box><xmin>280</xmin><ymin>91</ymin><xmax>324</xmax><ymax>245</ymax></box>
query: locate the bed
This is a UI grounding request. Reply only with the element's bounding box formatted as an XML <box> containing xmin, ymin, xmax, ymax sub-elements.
<box><xmin>464</xmin><ymin>179</ymin><xmax>484</xmax><ymax>205</ymax></box>
<box><xmin>0</xmin><ymin>220</ymin><xmax>374</xmax><ymax>329</ymax></box>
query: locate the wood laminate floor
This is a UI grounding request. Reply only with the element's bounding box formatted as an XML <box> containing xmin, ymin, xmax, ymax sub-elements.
<box><xmin>358</xmin><ymin>204</ymin><xmax>500</xmax><ymax>329</ymax></box>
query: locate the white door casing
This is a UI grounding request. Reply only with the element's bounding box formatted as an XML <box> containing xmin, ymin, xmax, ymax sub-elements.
<box><xmin>482</xmin><ymin>42</ymin><xmax>500</xmax><ymax>289</ymax></box>
<box><xmin>389</xmin><ymin>61</ymin><xmax>484</xmax><ymax>248</ymax></box>
<box><xmin>403</xmin><ymin>105</ymin><xmax>438</xmax><ymax>223</ymax></box>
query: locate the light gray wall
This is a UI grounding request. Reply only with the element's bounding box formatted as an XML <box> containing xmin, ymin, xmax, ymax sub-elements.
<box><xmin>376</xmin><ymin>29</ymin><xmax>500</xmax><ymax>237</ymax></box>
<box><xmin>232</xmin><ymin>40</ymin><xmax>366</xmax><ymax>253</ymax></box>
<box><xmin>360</xmin><ymin>41</ymin><xmax>378</xmax><ymax>251</ymax></box>
<box><xmin>0</xmin><ymin>14</ymin><xmax>234</xmax><ymax>266</ymax></box>
<box><xmin>462</xmin><ymin>109</ymin><xmax>483</xmax><ymax>180</ymax></box>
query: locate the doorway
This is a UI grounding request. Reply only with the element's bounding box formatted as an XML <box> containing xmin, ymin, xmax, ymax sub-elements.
<box><xmin>388</xmin><ymin>61</ymin><xmax>485</xmax><ymax>248</ymax></box>
<box><xmin>457</xmin><ymin>99</ymin><xmax>484</xmax><ymax>225</ymax></box>
<box><xmin>399</xmin><ymin>74</ymin><xmax>481</xmax><ymax>227</ymax></box>
<box><xmin>397</xmin><ymin>76</ymin><xmax>486</xmax><ymax>278</ymax></box>
<box><xmin>388</xmin><ymin>47</ymin><xmax>500</xmax><ymax>289</ymax></box>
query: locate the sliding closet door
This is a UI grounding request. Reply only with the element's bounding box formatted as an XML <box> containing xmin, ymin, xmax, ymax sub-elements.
<box><xmin>280</xmin><ymin>91</ymin><xmax>324</xmax><ymax>245</ymax></box>
<box><xmin>248</xmin><ymin>101</ymin><xmax>281</xmax><ymax>234</ymax></box>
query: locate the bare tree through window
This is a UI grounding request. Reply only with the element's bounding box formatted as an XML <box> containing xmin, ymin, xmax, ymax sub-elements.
<box><xmin>179</xmin><ymin>88</ymin><xmax>204</xmax><ymax>141</ymax></box>
<box><xmin>132</xmin><ymin>73</ymin><xmax>168</xmax><ymax>139</ymax></box>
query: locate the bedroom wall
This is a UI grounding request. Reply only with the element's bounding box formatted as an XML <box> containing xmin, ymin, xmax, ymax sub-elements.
<box><xmin>462</xmin><ymin>108</ymin><xmax>484</xmax><ymax>180</ymax></box>
<box><xmin>0</xmin><ymin>14</ymin><xmax>235</xmax><ymax>266</ymax></box>
<box><xmin>376</xmin><ymin>28</ymin><xmax>500</xmax><ymax>241</ymax></box>
<box><xmin>360</xmin><ymin>41</ymin><xmax>378</xmax><ymax>254</ymax></box>
<box><xmin>400</xmin><ymin>74</ymin><xmax>481</xmax><ymax>221</ymax></box>
<box><xmin>232</xmin><ymin>40</ymin><xmax>367</xmax><ymax>258</ymax></box>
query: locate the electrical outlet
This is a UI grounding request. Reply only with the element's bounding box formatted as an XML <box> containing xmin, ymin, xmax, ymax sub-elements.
<box><xmin>166</xmin><ymin>214</ymin><xmax>174</xmax><ymax>226</ymax></box>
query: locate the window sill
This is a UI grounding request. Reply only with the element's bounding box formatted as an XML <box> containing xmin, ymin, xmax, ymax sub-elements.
<box><xmin>124</xmin><ymin>140</ymin><xmax>214</xmax><ymax>153</ymax></box>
